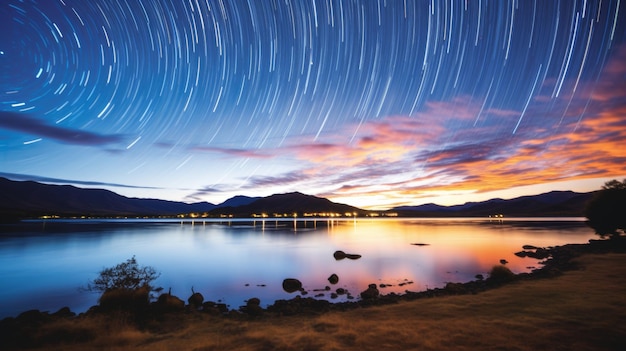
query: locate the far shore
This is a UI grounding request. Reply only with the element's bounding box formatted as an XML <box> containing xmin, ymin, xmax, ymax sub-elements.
<box><xmin>2</xmin><ymin>237</ymin><xmax>625</xmax><ymax>350</ymax></box>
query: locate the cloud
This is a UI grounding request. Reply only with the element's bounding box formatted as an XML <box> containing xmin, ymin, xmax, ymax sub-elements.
<box><xmin>0</xmin><ymin>111</ymin><xmax>125</xmax><ymax>146</ymax></box>
<box><xmin>245</xmin><ymin>171</ymin><xmax>309</xmax><ymax>188</ymax></box>
<box><xmin>188</xmin><ymin>45</ymin><xmax>626</xmax><ymax>209</ymax></box>
<box><xmin>276</xmin><ymin>48</ymin><xmax>626</xmax><ymax>206</ymax></box>
<box><xmin>0</xmin><ymin>172</ymin><xmax>164</xmax><ymax>190</ymax></box>
<box><xmin>184</xmin><ymin>185</ymin><xmax>227</xmax><ymax>201</ymax></box>
<box><xmin>190</xmin><ymin>145</ymin><xmax>273</xmax><ymax>159</ymax></box>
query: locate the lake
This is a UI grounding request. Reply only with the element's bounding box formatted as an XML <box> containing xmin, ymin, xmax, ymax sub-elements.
<box><xmin>0</xmin><ymin>217</ymin><xmax>595</xmax><ymax>318</ymax></box>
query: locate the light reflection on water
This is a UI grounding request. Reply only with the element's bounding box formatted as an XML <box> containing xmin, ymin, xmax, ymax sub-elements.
<box><xmin>0</xmin><ymin>218</ymin><xmax>594</xmax><ymax>318</ymax></box>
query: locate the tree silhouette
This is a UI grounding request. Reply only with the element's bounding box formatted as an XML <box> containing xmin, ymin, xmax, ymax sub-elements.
<box><xmin>585</xmin><ymin>179</ymin><xmax>626</xmax><ymax>238</ymax></box>
<box><xmin>87</xmin><ymin>256</ymin><xmax>160</xmax><ymax>293</ymax></box>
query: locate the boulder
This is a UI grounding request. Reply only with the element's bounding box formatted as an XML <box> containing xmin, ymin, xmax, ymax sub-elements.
<box><xmin>243</xmin><ymin>297</ymin><xmax>263</xmax><ymax>316</ymax></box>
<box><xmin>533</xmin><ymin>248</ymin><xmax>550</xmax><ymax>259</ymax></box>
<box><xmin>444</xmin><ymin>282</ymin><xmax>466</xmax><ymax>294</ymax></box>
<box><xmin>487</xmin><ymin>265</ymin><xmax>516</xmax><ymax>285</ymax></box>
<box><xmin>282</xmin><ymin>278</ymin><xmax>303</xmax><ymax>293</ymax></box>
<box><xmin>266</xmin><ymin>297</ymin><xmax>331</xmax><ymax>315</ymax></box>
<box><xmin>215</xmin><ymin>303</ymin><xmax>229</xmax><ymax>314</ymax></box>
<box><xmin>333</xmin><ymin>250</ymin><xmax>347</xmax><ymax>260</ymax></box>
<box><xmin>99</xmin><ymin>286</ymin><xmax>150</xmax><ymax>311</ymax></box>
<box><xmin>188</xmin><ymin>291</ymin><xmax>204</xmax><ymax>308</ymax></box>
<box><xmin>516</xmin><ymin>248</ymin><xmax>550</xmax><ymax>259</ymax></box>
<box><xmin>52</xmin><ymin>307</ymin><xmax>75</xmax><ymax>318</ymax></box>
<box><xmin>156</xmin><ymin>293</ymin><xmax>185</xmax><ymax>312</ymax></box>
<box><xmin>328</xmin><ymin>273</ymin><xmax>339</xmax><ymax>284</ymax></box>
<box><xmin>514</xmin><ymin>251</ymin><xmax>529</xmax><ymax>257</ymax></box>
<box><xmin>333</xmin><ymin>250</ymin><xmax>362</xmax><ymax>260</ymax></box>
<box><xmin>16</xmin><ymin>309</ymin><xmax>49</xmax><ymax>324</ymax></box>
<box><xmin>360</xmin><ymin>284</ymin><xmax>379</xmax><ymax>300</ymax></box>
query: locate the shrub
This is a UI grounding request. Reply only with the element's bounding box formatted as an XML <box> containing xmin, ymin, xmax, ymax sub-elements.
<box><xmin>99</xmin><ymin>286</ymin><xmax>151</xmax><ymax>311</ymax></box>
<box><xmin>585</xmin><ymin>179</ymin><xmax>626</xmax><ymax>238</ymax></box>
<box><xmin>87</xmin><ymin>256</ymin><xmax>160</xmax><ymax>293</ymax></box>
<box><xmin>86</xmin><ymin>256</ymin><xmax>161</xmax><ymax>311</ymax></box>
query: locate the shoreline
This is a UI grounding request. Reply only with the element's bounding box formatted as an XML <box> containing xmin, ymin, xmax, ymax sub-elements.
<box><xmin>2</xmin><ymin>236</ymin><xmax>625</xmax><ymax>350</ymax></box>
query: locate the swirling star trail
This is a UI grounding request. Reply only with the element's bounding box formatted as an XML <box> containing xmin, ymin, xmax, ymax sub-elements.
<box><xmin>1</xmin><ymin>0</ymin><xmax>625</xmax><ymax>209</ymax></box>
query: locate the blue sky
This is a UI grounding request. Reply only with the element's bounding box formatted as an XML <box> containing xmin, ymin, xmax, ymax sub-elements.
<box><xmin>1</xmin><ymin>0</ymin><xmax>625</xmax><ymax>210</ymax></box>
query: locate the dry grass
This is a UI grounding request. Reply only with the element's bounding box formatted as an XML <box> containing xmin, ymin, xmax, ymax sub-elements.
<box><xmin>11</xmin><ymin>254</ymin><xmax>626</xmax><ymax>351</ymax></box>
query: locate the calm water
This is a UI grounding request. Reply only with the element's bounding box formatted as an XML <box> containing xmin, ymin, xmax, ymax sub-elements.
<box><xmin>0</xmin><ymin>217</ymin><xmax>595</xmax><ymax>318</ymax></box>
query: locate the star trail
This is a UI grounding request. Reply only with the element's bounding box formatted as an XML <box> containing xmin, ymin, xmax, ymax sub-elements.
<box><xmin>1</xmin><ymin>0</ymin><xmax>625</xmax><ymax>209</ymax></box>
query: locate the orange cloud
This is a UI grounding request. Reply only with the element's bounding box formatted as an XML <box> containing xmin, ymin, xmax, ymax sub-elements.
<box><xmin>211</xmin><ymin>45</ymin><xmax>626</xmax><ymax>209</ymax></box>
<box><xmin>307</xmin><ymin>47</ymin><xmax>626</xmax><ymax>208</ymax></box>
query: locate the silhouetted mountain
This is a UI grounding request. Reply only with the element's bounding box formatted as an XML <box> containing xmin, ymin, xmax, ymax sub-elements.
<box><xmin>391</xmin><ymin>191</ymin><xmax>595</xmax><ymax>217</ymax></box>
<box><xmin>210</xmin><ymin>192</ymin><xmax>364</xmax><ymax>217</ymax></box>
<box><xmin>215</xmin><ymin>195</ymin><xmax>261</xmax><ymax>209</ymax></box>
<box><xmin>0</xmin><ymin>176</ymin><xmax>595</xmax><ymax>219</ymax></box>
<box><xmin>0</xmin><ymin>177</ymin><xmax>215</xmax><ymax>218</ymax></box>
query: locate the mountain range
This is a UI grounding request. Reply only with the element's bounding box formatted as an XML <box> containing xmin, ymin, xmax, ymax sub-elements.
<box><xmin>391</xmin><ymin>191</ymin><xmax>594</xmax><ymax>217</ymax></box>
<box><xmin>0</xmin><ymin>177</ymin><xmax>594</xmax><ymax>219</ymax></box>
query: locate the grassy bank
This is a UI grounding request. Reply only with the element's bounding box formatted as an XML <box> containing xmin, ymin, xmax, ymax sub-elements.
<box><xmin>3</xmin><ymin>252</ymin><xmax>626</xmax><ymax>350</ymax></box>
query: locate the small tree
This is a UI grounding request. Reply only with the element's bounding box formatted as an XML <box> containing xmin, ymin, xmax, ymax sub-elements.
<box><xmin>87</xmin><ymin>256</ymin><xmax>161</xmax><ymax>293</ymax></box>
<box><xmin>585</xmin><ymin>179</ymin><xmax>626</xmax><ymax>238</ymax></box>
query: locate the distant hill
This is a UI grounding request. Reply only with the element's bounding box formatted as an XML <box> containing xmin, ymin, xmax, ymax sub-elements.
<box><xmin>0</xmin><ymin>176</ymin><xmax>595</xmax><ymax>219</ymax></box>
<box><xmin>215</xmin><ymin>195</ymin><xmax>261</xmax><ymax>209</ymax></box>
<box><xmin>209</xmin><ymin>192</ymin><xmax>364</xmax><ymax>217</ymax></box>
<box><xmin>0</xmin><ymin>177</ymin><xmax>216</xmax><ymax>218</ymax></box>
<box><xmin>391</xmin><ymin>190</ymin><xmax>595</xmax><ymax>217</ymax></box>
<box><xmin>0</xmin><ymin>177</ymin><xmax>363</xmax><ymax>219</ymax></box>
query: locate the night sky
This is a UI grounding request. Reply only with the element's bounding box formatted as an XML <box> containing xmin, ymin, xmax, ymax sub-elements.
<box><xmin>1</xmin><ymin>0</ymin><xmax>625</xmax><ymax>210</ymax></box>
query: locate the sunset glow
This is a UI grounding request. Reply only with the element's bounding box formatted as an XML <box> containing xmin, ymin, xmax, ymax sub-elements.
<box><xmin>1</xmin><ymin>1</ymin><xmax>625</xmax><ymax>209</ymax></box>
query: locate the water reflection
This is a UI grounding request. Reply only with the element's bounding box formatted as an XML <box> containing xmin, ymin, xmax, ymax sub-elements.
<box><xmin>0</xmin><ymin>218</ymin><xmax>594</xmax><ymax>318</ymax></box>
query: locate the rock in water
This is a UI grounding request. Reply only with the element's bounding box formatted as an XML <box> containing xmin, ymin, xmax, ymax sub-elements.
<box><xmin>333</xmin><ymin>250</ymin><xmax>347</xmax><ymax>260</ymax></box>
<box><xmin>328</xmin><ymin>273</ymin><xmax>339</xmax><ymax>284</ymax></box>
<box><xmin>282</xmin><ymin>278</ymin><xmax>303</xmax><ymax>293</ymax></box>
<box><xmin>333</xmin><ymin>250</ymin><xmax>361</xmax><ymax>260</ymax></box>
